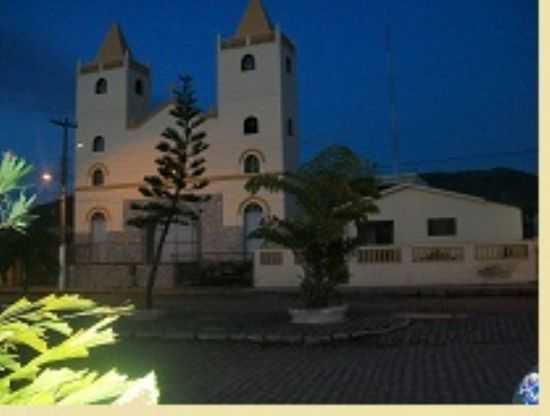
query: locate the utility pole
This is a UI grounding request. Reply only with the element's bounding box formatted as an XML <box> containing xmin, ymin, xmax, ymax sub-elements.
<box><xmin>50</xmin><ymin>117</ymin><xmax>77</xmax><ymax>291</ymax></box>
<box><xmin>386</xmin><ymin>23</ymin><xmax>401</xmax><ymax>180</ymax></box>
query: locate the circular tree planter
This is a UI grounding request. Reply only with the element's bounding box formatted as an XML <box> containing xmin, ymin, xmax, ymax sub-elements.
<box><xmin>289</xmin><ymin>304</ymin><xmax>348</xmax><ymax>325</ymax></box>
<box><xmin>128</xmin><ymin>309</ymin><xmax>166</xmax><ymax>321</ymax></box>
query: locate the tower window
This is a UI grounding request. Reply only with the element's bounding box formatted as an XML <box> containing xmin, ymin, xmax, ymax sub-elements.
<box><xmin>287</xmin><ymin>118</ymin><xmax>294</xmax><ymax>136</ymax></box>
<box><xmin>244</xmin><ymin>116</ymin><xmax>259</xmax><ymax>135</ymax></box>
<box><xmin>135</xmin><ymin>79</ymin><xmax>144</xmax><ymax>96</ymax></box>
<box><xmin>95</xmin><ymin>78</ymin><xmax>108</xmax><ymax>95</ymax></box>
<box><xmin>244</xmin><ymin>154</ymin><xmax>261</xmax><ymax>174</ymax></box>
<box><xmin>92</xmin><ymin>169</ymin><xmax>105</xmax><ymax>187</ymax></box>
<box><xmin>286</xmin><ymin>57</ymin><xmax>292</xmax><ymax>74</ymax></box>
<box><xmin>241</xmin><ymin>54</ymin><xmax>256</xmax><ymax>72</ymax></box>
<box><xmin>93</xmin><ymin>136</ymin><xmax>105</xmax><ymax>152</ymax></box>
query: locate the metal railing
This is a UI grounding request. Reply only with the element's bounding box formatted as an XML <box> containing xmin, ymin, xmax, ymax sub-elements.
<box><xmin>69</xmin><ymin>242</ymin><xmax>252</xmax><ymax>265</ymax></box>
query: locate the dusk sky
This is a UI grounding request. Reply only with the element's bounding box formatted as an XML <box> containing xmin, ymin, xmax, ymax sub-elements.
<box><xmin>0</xmin><ymin>0</ymin><xmax>538</xmax><ymax>196</ymax></box>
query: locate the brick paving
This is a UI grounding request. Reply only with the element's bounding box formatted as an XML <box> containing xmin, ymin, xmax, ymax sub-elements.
<box><xmin>81</xmin><ymin>295</ymin><xmax>538</xmax><ymax>404</ymax></box>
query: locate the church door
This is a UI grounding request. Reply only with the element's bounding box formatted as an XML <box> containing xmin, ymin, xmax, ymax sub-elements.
<box><xmin>155</xmin><ymin>221</ymin><xmax>198</xmax><ymax>263</ymax></box>
<box><xmin>90</xmin><ymin>212</ymin><xmax>107</xmax><ymax>262</ymax></box>
<box><xmin>244</xmin><ymin>203</ymin><xmax>264</xmax><ymax>255</ymax></box>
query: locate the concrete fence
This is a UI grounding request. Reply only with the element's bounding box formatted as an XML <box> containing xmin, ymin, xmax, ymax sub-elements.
<box><xmin>253</xmin><ymin>241</ymin><xmax>538</xmax><ymax>288</ymax></box>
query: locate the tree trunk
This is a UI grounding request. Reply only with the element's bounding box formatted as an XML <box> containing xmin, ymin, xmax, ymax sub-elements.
<box><xmin>145</xmin><ymin>220</ymin><xmax>171</xmax><ymax>309</ymax></box>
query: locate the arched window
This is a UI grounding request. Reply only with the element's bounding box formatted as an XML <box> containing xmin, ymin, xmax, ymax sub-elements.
<box><xmin>95</xmin><ymin>78</ymin><xmax>107</xmax><ymax>95</ymax></box>
<box><xmin>92</xmin><ymin>169</ymin><xmax>105</xmax><ymax>187</ymax></box>
<box><xmin>92</xmin><ymin>136</ymin><xmax>105</xmax><ymax>152</ymax></box>
<box><xmin>286</xmin><ymin>56</ymin><xmax>292</xmax><ymax>74</ymax></box>
<box><xmin>241</xmin><ymin>54</ymin><xmax>256</xmax><ymax>72</ymax></box>
<box><xmin>135</xmin><ymin>79</ymin><xmax>144</xmax><ymax>96</ymax></box>
<box><xmin>244</xmin><ymin>203</ymin><xmax>264</xmax><ymax>254</ymax></box>
<box><xmin>244</xmin><ymin>154</ymin><xmax>260</xmax><ymax>174</ymax></box>
<box><xmin>244</xmin><ymin>116</ymin><xmax>259</xmax><ymax>135</ymax></box>
<box><xmin>90</xmin><ymin>212</ymin><xmax>107</xmax><ymax>243</ymax></box>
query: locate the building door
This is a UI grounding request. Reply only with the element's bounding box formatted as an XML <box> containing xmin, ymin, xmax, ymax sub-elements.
<box><xmin>155</xmin><ymin>221</ymin><xmax>198</xmax><ymax>263</ymax></box>
<box><xmin>244</xmin><ymin>203</ymin><xmax>264</xmax><ymax>255</ymax></box>
<box><xmin>90</xmin><ymin>212</ymin><xmax>107</xmax><ymax>262</ymax></box>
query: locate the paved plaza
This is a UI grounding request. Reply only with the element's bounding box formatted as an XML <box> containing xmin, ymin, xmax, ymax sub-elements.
<box><xmin>75</xmin><ymin>293</ymin><xmax>539</xmax><ymax>404</ymax></box>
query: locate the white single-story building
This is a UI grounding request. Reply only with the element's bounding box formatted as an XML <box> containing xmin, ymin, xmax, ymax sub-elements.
<box><xmin>254</xmin><ymin>184</ymin><xmax>536</xmax><ymax>288</ymax></box>
<box><xmin>350</xmin><ymin>183</ymin><xmax>523</xmax><ymax>245</ymax></box>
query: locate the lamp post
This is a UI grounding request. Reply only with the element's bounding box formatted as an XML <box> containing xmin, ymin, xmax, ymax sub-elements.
<box><xmin>50</xmin><ymin>117</ymin><xmax>77</xmax><ymax>291</ymax></box>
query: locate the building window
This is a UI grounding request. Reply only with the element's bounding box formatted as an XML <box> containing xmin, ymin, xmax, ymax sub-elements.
<box><xmin>92</xmin><ymin>136</ymin><xmax>105</xmax><ymax>152</ymax></box>
<box><xmin>135</xmin><ymin>79</ymin><xmax>144</xmax><ymax>96</ymax></box>
<box><xmin>95</xmin><ymin>78</ymin><xmax>107</xmax><ymax>95</ymax></box>
<box><xmin>358</xmin><ymin>221</ymin><xmax>394</xmax><ymax>245</ymax></box>
<box><xmin>241</xmin><ymin>54</ymin><xmax>256</xmax><ymax>72</ymax></box>
<box><xmin>287</xmin><ymin>118</ymin><xmax>294</xmax><ymax>136</ymax></box>
<box><xmin>92</xmin><ymin>169</ymin><xmax>105</xmax><ymax>187</ymax></box>
<box><xmin>244</xmin><ymin>154</ymin><xmax>260</xmax><ymax>174</ymax></box>
<box><xmin>428</xmin><ymin>218</ymin><xmax>457</xmax><ymax>237</ymax></box>
<box><xmin>286</xmin><ymin>56</ymin><xmax>292</xmax><ymax>74</ymax></box>
<box><xmin>244</xmin><ymin>116</ymin><xmax>259</xmax><ymax>135</ymax></box>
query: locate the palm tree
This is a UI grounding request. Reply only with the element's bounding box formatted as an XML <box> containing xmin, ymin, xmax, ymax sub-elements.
<box><xmin>245</xmin><ymin>146</ymin><xmax>379</xmax><ymax>309</ymax></box>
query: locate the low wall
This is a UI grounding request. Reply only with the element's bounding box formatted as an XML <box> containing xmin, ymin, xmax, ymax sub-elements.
<box><xmin>69</xmin><ymin>264</ymin><xmax>176</xmax><ymax>290</ymax></box>
<box><xmin>253</xmin><ymin>241</ymin><xmax>538</xmax><ymax>288</ymax></box>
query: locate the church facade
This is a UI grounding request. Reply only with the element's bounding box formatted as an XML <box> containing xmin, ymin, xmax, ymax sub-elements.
<box><xmin>72</xmin><ymin>0</ymin><xmax>299</xmax><ymax>277</ymax></box>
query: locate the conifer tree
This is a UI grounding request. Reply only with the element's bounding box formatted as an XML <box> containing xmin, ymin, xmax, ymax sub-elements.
<box><xmin>128</xmin><ymin>75</ymin><xmax>210</xmax><ymax>309</ymax></box>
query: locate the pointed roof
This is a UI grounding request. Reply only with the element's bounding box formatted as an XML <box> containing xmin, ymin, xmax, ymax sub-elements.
<box><xmin>236</xmin><ymin>0</ymin><xmax>274</xmax><ymax>37</ymax></box>
<box><xmin>96</xmin><ymin>23</ymin><xmax>132</xmax><ymax>63</ymax></box>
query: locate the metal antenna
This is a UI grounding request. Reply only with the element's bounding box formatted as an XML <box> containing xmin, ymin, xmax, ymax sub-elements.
<box><xmin>386</xmin><ymin>23</ymin><xmax>401</xmax><ymax>180</ymax></box>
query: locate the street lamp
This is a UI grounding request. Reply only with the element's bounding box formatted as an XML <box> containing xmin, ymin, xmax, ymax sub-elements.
<box><xmin>49</xmin><ymin>117</ymin><xmax>77</xmax><ymax>292</ymax></box>
<box><xmin>41</xmin><ymin>172</ymin><xmax>53</xmax><ymax>183</ymax></box>
<box><xmin>40</xmin><ymin>170</ymin><xmax>67</xmax><ymax>291</ymax></box>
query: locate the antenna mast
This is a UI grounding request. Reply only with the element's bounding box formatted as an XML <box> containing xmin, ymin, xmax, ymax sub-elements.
<box><xmin>386</xmin><ymin>23</ymin><xmax>401</xmax><ymax>179</ymax></box>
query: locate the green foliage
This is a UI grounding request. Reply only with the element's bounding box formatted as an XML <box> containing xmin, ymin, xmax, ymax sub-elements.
<box><xmin>245</xmin><ymin>146</ymin><xmax>379</xmax><ymax>308</ymax></box>
<box><xmin>0</xmin><ymin>202</ymin><xmax>59</xmax><ymax>288</ymax></box>
<box><xmin>127</xmin><ymin>74</ymin><xmax>210</xmax><ymax>308</ymax></box>
<box><xmin>0</xmin><ymin>153</ymin><xmax>36</xmax><ymax>233</ymax></box>
<box><xmin>0</xmin><ymin>295</ymin><xmax>159</xmax><ymax>405</ymax></box>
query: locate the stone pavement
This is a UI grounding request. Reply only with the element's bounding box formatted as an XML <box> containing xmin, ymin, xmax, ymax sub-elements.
<box><xmin>86</xmin><ymin>295</ymin><xmax>538</xmax><ymax>404</ymax></box>
<box><xmin>84</xmin><ymin>312</ymin><xmax>537</xmax><ymax>404</ymax></box>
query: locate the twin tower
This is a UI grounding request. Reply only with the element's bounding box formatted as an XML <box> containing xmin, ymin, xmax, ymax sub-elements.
<box><xmin>74</xmin><ymin>0</ymin><xmax>299</xmax><ymax>249</ymax></box>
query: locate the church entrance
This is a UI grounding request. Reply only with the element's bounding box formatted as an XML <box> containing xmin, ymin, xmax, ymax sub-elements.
<box><xmin>244</xmin><ymin>203</ymin><xmax>264</xmax><ymax>255</ymax></box>
<box><xmin>155</xmin><ymin>220</ymin><xmax>199</xmax><ymax>263</ymax></box>
<box><xmin>90</xmin><ymin>212</ymin><xmax>108</xmax><ymax>262</ymax></box>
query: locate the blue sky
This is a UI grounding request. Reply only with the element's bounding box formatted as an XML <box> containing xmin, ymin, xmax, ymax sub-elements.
<box><xmin>0</xmin><ymin>0</ymin><xmax>538</xmax><ymax>195</ymax></box>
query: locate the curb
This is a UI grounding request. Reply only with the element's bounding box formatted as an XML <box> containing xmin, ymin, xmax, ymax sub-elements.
<box><xmin>120</xmin><ymin>318</ymin><xmax>411</xmax><ymax>346</ymax></box>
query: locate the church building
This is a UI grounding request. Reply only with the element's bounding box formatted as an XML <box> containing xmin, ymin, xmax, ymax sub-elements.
<box><xmin>73</xmin><ymin>0</ymin><xmax>299</xmax><ymax>279</ymax></box>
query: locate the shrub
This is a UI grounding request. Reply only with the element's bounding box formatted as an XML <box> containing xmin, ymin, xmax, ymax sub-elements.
<box><xmin>0</xmin><ymin>295</ymin><xmax>159</xmax><ymax>405</ymax></box>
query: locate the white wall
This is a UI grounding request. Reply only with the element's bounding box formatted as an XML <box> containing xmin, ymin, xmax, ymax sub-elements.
<box><xmin>357</xmin><ymin>186</ymin><xmax>523</xmax><ymax>244</ymax></box>
<box><xmin>75</xmin><ymin>28</ymin><xmax>297</xmax><ymax>236</ymax></box>
<box><xmin>254</xmin><ymin>241</ymin><xmax>537</xmax><ymax>288</ymax></box>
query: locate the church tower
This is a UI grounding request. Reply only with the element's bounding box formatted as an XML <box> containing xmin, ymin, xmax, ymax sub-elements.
<box><xmin>75</xmin><ymin>24</ymin><xmax>151</xmax><ymax>188</ymax></box>
<box><xmin>217</xmin><ymin>0</ymin><xmax>299</xmax><ymax>175</ymax></box>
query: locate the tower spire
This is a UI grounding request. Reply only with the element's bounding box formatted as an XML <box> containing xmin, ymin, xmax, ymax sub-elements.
<box><xmin>96</xmin><ymin>23</ymin><xmax>132</xmax><ymax>63</ymax></box>
<box><xmin>236</xmin><ymin>0</ymin><xmax>274</xmax><ymax>37</ymax></box>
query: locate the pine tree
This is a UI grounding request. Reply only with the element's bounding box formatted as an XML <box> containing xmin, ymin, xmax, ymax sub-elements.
<box><xmin>128</xmin><ymin>75</ymin><xmax>210</xmax><ymax>309</ymax></box>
